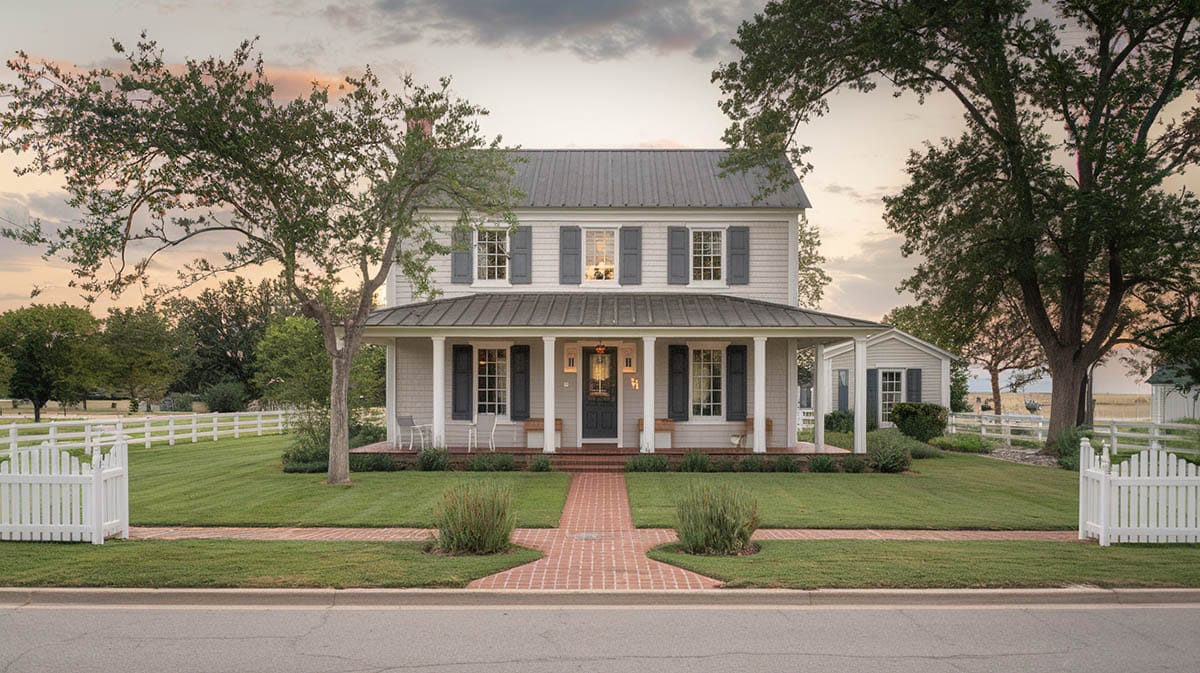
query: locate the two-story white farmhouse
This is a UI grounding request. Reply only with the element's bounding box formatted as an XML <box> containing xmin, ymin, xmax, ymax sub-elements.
<box><xmin>361</xmin><ymin>150</ymin><xmax>886</xmax><ymax>455</ymax></box>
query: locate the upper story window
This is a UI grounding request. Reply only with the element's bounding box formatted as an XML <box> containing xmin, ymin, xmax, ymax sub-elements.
<box><xmin>584</xmin><ymin>229</ymin><xmax>616</xmax><ymax>283</ymax></box>
<box><xmin>476</xmin><ymin>347</ymin><xmax>508</xmax><ymax>415</ymax></box>
<box><xmin>476</xmin><ymin>230</ymin><xmax>508</xmax><ymax>282</ymax></box>
<box><xmin>691</xmin><ymin>348</ymin><xmax>723</xmax><ymax>418</ymax></box>
<box><xmin>691</xmin><ymin>229</ymin><xmax>723</xmax><ymax>282</ymax></box>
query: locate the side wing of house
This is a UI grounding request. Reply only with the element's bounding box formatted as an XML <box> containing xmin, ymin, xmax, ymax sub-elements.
<box><xmin>822</xmin><ymin>330</ymin><xmax>951</xmax><ymax>427</ymax></box>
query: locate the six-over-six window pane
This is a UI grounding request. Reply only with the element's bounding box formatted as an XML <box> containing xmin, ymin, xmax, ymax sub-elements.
<box><xmin>584</xmin><ymin>229</ymin><xmax>616</xmax><ymax>282</ymax></box>
<box><xmin>476</xmin><ymin>230</ymin><xmax>508</xmax><ymax>281</ymax></box>
<box><xmin>691</xmin><ymin>230</ymin><xmax>722</xmax><ymax>281</ymax></box>
<box><xmin>477</xmin><ymin>348</ymin><xmax>508</xmax><ymax>415</ymax></box>
<box><xmin>691</xmin><ymin>348</ymin><xmax>723</xmax><ymax>417</ymax></box>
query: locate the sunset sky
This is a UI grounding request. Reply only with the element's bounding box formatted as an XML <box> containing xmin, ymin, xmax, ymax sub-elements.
<box><xmin>0</xmin><ymin>0</ymin><xmax>1184</xmax><ymax>394</ymax></box>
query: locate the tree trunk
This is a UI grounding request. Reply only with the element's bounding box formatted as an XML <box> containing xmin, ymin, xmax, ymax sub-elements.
<box><xmin>989</xmin><ymin>368</ymin><xmax>1003</xmax><ymax>415</ymax></box>
<box><xmin>326</xmin><ymin>353</ymin><xmax>353</xmax><ymax>485</ymax></box>
<box><xmin>1045</xmin><ymin>351</ymin><xmax>1086</xmax><ymax>451</ymax></box>
<box><xmin>33</xmin><ymin>401</ymin><xmax>42</xmax><ymax>423</ymax></box>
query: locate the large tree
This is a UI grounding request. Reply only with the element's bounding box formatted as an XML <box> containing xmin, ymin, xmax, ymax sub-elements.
<box><xmin>715</xmin><ymin>0</ymin><xmax>1200</xmax><ymax>443</ymax></box>
<box><xmin>0</xmin><ymin>37</ymin><xmax>521</xmax><ymax>483</ymax></box>
<box><xmin>0</xmin><ymin>304</ymin><xmax>101</xmax><ymax>422</ymax></box>
<box><xmin>102</xmin><ymin>305</ymin><xmax>179</xmax><ymax>413</ymax></box>
<box><xmin>253</xmin><ymin>315</ymin><xmax>386</xmax><ymax>409</ymax></box>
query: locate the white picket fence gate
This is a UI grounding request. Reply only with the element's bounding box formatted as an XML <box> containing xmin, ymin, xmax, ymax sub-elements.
<box><xmin>0</xmin><ymin>436</ymin><xmax>129</xmax><ymax>544</ymax></box>
<box><xmin>1078</xmin><ymin>437</ymin><xmax>1200</xmax><ymax>546</ymax></box>
<box><xmin>3</xmin><ymin>410</ymin><xmax>298</xmax><ymax>453</ymax></box>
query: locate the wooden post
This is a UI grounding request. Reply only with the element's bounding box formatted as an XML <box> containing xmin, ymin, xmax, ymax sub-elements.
<box><xmin>1109</xmin><ymin>423</ymin><xmax>1119</xmax><ymax>455</ymax></box>
<box><xmin>1097</xmin><ymin>450</ymin><xmax>1110</xmax><ymax>547</ymax></box>
<box><xmin>90</xmin><ymin>456</ymin><xmax>104</xmax><ymax>544</ymax></box>
<box><xmin>144</xmin><ymin>417</ymin><xmax>152</xmax><ymax>448</ymax></box>
<box><xmin>191</xmin><ymin>414</ymin><xmax>198</xmax><ymax>443</ymax></box>
<box><xmin>233</xmin><ymin>413</ymin><xmax>240</xmax><ymax>439</ymax></box>
<box><xmin>49</xmin><ymin>423</ymin><xmax>58</xmax><ymax>448</ymax></box>
<box><xmin>168</xmin><ymin>417</ymin><xmax>176</xmax><ymax>446</ymax></box>
<box><xmin>7</xmin><ymin>424</ymin><xmax>16</xmax><ymax>453</ymax></box>
<box><xmin>212</xmin><ymin>414</ymin><xmax>219</xmax><ymax>441</ymax></box>
<box><xmin>1078</xmin><ymin>437</ymin><xmax>1089</xmax><ymax>540</ymax></box>
<box><xmin>257</xmin><ymin>413</ymin><xmax>264</xmax><ymax>436</ymax></box>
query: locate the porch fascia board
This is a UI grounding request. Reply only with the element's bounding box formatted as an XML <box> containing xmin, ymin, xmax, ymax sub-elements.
<box><xmin>361</xmin><ymin>326</ymin><xmax>886</xmax><ymax>341</ymax></box>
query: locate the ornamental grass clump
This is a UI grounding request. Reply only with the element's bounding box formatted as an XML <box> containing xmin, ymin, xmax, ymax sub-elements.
<box><xmin>675</xmin><ymin>483</ymin><xmax>759</xmax><ymax>555</ymax></box>
<box><xmin>433</xmin><ymin>481</ymin><xmax>515</xmax><ymax>555</ymax></box>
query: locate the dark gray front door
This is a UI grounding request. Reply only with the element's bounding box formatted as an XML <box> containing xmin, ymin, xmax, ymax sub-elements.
<box><xmin>581</xmin><ymin>347</ymin><xmax>618</xmax><ymax>439</ymax></box>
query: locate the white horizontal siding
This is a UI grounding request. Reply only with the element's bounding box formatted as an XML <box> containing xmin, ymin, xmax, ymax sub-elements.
<box><xmin>827</xmin><ymin>338</ymin><xmax>943</xmax><ymax>416</ymax></box>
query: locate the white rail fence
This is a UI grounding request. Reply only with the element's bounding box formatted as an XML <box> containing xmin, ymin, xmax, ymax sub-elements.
<box><xmin>0</xmin><ymin>436</ymin><xmax>129</xmax><ymax>544</ymax></box>
<box><xmin>948</xmin><ymin>413</ymin><xmax>1200</xmax><ymax>454</ymax></box>
<box><xmin>3</xmin><ymin>410</ymin><xmax>298</xmax><ymax>453</ymax></box>
<box><xmin>797</xmin><ymin>408</ymin><xmax>815</xmax><ymax>431</ymax></box>
<box><xmin>1079</xmin><ymin>437</ymin><xmax>1200</xmax><ymax>546</ymax></box>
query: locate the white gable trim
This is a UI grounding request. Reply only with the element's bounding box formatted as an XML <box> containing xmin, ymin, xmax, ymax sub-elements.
<box><xmin>822</xmin><ymin>328</ymin><xmax>955</xmax><ymax>363</ymax></box>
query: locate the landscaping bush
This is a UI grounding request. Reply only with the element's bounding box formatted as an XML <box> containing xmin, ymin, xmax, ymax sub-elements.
<box><xmin>867</xmin><ymin>431</ymin><xmax>913</xmax><ymax>473</ymax></box>
<box><xmin>824</xmin><ymin>410</ymin><xmax>854</xmax><ymax>433</ymax></box>
<box><xmin>890</xmin><ymin>402</ymin><xmax>949</xmax><ymax>442</ymax></box>
<box><xmin>282</xmin><ymin>411</ymin><xmax>390</xmax><ymax>473</ymax></box>
<box><xmin>417</xmin><ymin>447</ymin><xmax>452</xmax><ymax>471</ymax></box>
<box><xmin>625</xmin><ymin>454</ymin><xmax>670</xmax><ymax>472</ymax></box>
<box><xmin>468</xmin><ymin>453</ymin><xmax>516</xmax><ymax>472</ymax></box>
<box><xmin>908</xmin><ymin>442</ymin><xmax>946</xmax><ymax>459</ymax></box>
<box><xmin>679</xmin><ymin>452</ymin><xmax>711</xmax><ymax>473</ymax></box>
<box><xmin>709</xmin><ymin>456</ymin><xmax>739</xmax><ymax>472</ymax></box>
<box><xmin>1048</xmin><ymin>425</ymin><xmax>1093</xmax><ymax>471</ymax></box>
<box><xmin>929</xmin><ymin>434</ymin><xmax>995</xmax><ymax>454</ymax></box>
<box><xmin>674</xmin><ymin>483</ymin><xmax>759</xmax><ymax>555</ymax></box>
<box><xmin>203</xmin><ymin>380</ymin><xmax>247</xmax><ymax>413</ymax></box>
<box><xmin>160</xmin><ymin>392</ymin><xmax>196</xmax><ymax>413</ymax></box>
<box><xmin>433</xmin><ymin>481</ymin><xmax>515</xmax><ymax>555</ymax></box>
<box><xmin>737</xmin><ymin>455</ymin><xmax>772</xmax><ymax>472</ymax></box>
<box><xmin>528</xmin><ymin>455</ymin><xmax>553</xmax><ymax>472</ymax></box>
<box><xmin>349</xmin><ymin>453</ymin><xmax>400</xmax><ymax>472</ymax></box>
<box><xmin>773</xmin><ymin>455</ymin><xmax>801</xmax><ymax>473</ymax></box>
<box><xmin>841</xmin><ymin>456</ymin><xmax>867</xmax><ymax>473</ymax></box>
<box><xmin>807</xmin><ymin>455</ymin><xmax>839</xmax><ymax>473</ymax></box>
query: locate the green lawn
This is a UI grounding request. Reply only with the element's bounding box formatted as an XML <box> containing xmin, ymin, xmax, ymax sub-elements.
<box><xmin>626</xmin><ymin>454</ymin><xmax>1077</xmax><ymax>529</ymax></box>
<box><xmin>649</xmin><ymin>540</ymin><xmax>1200</xmax><ymax>589</ymax></box>
<box><xmin>130</xmin><ymin>435</ymin><xmax>571</xmax><ymax>527</ymax></box>
<box><xmin>0</xmin><ymin>539</ymin><xmax>540</xmax><ymax>588</ymax></box>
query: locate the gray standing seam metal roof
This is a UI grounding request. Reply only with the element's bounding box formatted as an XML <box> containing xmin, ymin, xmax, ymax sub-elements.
<box><xmin>365</xmin><ymin>293</ymin><xmax>880</xmax><ymax>330</ymax></box>
<box><xmin>506</xmin><ymin>150</ymin><xmax>811</xmax><ymax>209</ymax></box>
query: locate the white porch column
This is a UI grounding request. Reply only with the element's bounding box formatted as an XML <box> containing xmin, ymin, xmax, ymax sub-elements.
<box><xmin>431</xmin><ymin>336</ymin><xmax>446</xmax><ymax>447</ymax></box>
<box><xmin>641</xmin><ymin>336</ymin><xmax>657</xmax><ymax>453</ymax></box>
<box><xmin>813</xmin><ymin>342</ymin><xmax>826</xmax><ymax>452</ymax></box>
<box><xmin>753</xmin><ymin>336</ymin><xmax>767</xmax><ymax>454</ymax></box>
<box><xmin>385</xmin><ymin>339</ymin><xmax>397</xmax><ymax>448</ymax></box>
<box><xmin>542</xmin><ymin>336</ymin><xmax>556</xmax><ymax>453</ymax></box>
<box><xmin>853</xmin><ymin>335</ymin><xmax>868</xmax><ymax>454</ymax></box>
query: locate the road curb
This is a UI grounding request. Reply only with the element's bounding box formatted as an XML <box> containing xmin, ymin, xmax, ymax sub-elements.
<box><xmin>3</xmin><ymin>587</ymin><xmax>1199</xmax><ymax>608</ymax></box>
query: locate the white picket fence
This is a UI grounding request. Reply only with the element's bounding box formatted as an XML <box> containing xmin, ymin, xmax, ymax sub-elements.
<box><xmin>0</xmin><ymin>436</ymin><xmax>129</xmax><ymax>544</ymax></box>
<box><xmin>948</xmin><ymin>413</ymin><xmax>1200</xmax><ymax>454</ymax></box>
<box><xmin>3</xmin><ymin>410</ymin><xmax>298</xmax><ymax>453</ymax></box>
<box><xmin>1079</xmin><ymin>437</ymin><xmax>1200</xmax><ymax>546</ymax></box>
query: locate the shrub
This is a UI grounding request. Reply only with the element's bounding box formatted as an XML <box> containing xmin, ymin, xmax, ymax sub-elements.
<box><xmin>281</xmin><ymin>411</ymin><xmax>390</xmax><ymax>472</ymax></box>
<box><xmin>349</xmin><ymin>421</ymin><xmax>386</xmax><ymax>448</ymax></box>
<box><xmin>908</xmin><ymin>442</ymin><xmax>945</xmax><ymax>459</ymax></box>
<box><xmin>929</xmin><ymin>434</ymin><xmax>995</xmax><ymax>453</ymax></box>
<box><xmin>1048</xmin><ymin>425</ymin><xmax>1093</xmax><ymax>471</ymax></box>
<box><xmin>709</xmin><ymin>456</ymin><xmax>739</xmax><ymax>472</ymax></box>
<box><xmin>867</xmin><ymin>431</ymin><xmax>913</xmax><ymax>473</ymax></box>
<box><xmin>807</xmin><ymin>455</ymin><xmax>839</xmax><ymax>473</ymax></box>
<box><xmin>890</xmin><ymin>402</ymin><xmax>949</xmax><ymax>442</ymax></box>
<box><xmin>841</xmin><ymin>456</ymin><xmax>867</xmax><ymax>473</ymax></box>
<box><xmin>679</xmin><ymin>452</ymin><xmax>711</xmax><ymax>473</ymax></box>
<box><xmin>528</xmin><ymin>455</ymin><xmax>553</xmax><ymax>472</ymax></box>
<box><xmin>203</xmin><ymin>380</ymin><xmax>247</xmax><ymax>413</ymax></box>
<box><xmin>349</xmin><ymin>453</ymin><xmax>400</xmax><ymax>472</ymax></box>
<box><xmin>468</xmin><ymin>453</ymin><xmax>516</xmax><ymax>472</ymax></box>
<box><xmin>773</xmin><ymin>455</ymin><xmax>801</xmax><ymax>473</ymax></box>
<box><xmin>625</xmin><ymin>454</ymin><xmax>670</xmax><ymax>472</ymax></box>
<box><xmin>824</xmin><ymin>410</ymin><xmax>854</xmax><ymax>433</ymax></box>
<box><xmin>674</xmin><ymin>483</ymin><xmax>759</xmax><ymax>555</ymax></box>
<box><xmin>433</xmin><ymin>481</ymin><xmax>515</xmax><ymax>555</ymax></box>
<box><xmin>160</xmin><ymin>393</ymin><xmax>196</xmax><ymax>413</ymax></box>
<box><xmin>418</xmin><ymin>447</ymin><xmax>452</xmax><ymax>471</ymax></box>
<box><xmin>737</xmin><ymin>455</ymin><xmax>772</xmax><ymax>472</ymax></box>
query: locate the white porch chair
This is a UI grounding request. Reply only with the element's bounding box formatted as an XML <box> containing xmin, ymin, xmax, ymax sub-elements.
<box><xmin>395</xmin><ymin>414</ymin><xmax>431</xmax><ymax>451</ymax></box>
<box><xmin>488</xmin><ymin>418</ymin><xmax>520</xmax><ymax>452</ymax></box>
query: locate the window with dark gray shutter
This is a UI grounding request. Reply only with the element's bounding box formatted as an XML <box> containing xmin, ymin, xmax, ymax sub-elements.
<box><xmin>667</xmin><ymin>226</ymin><xmax>689</xmax><ymax>285</ymax></box>
<box><xmin>728</xmin><ymin>226</ymin><xmax>750</xmax><ymax>285</ymax></box>
<box><xmin>559</xmin><ymin>226</ymin><xmax>581</xmax><ymax>285</ymax></box>
<box><xmin>510</xmin><ymin>226</ymin><xmax>532</xmax><ymax>284</ymax></box>
<box><xmin>906</xmin><ymin>369</ymin><xmax>922</xmax><ymax>403</ymax></box>
<box><xmin>726</xmin><ymin>344</ymin><xmax>747</xmax><ymax>421</ymax></box>
<box><xmin>866</xmin><ymin>368</ymin><xmax>879</xmax><ymax>426</ymax></box>
<box><xmin>837</xmin><ymin>369</ymin><xmax>849</xmax><ymax>411</ymax></box>
<box><xmin>667</xmin><ymin>345</ymin><xmax>689</xmax><ymax>421</ymax></box>
<box><xmin>450</xmin><ymin>230</ymin><xmax>471</xmax><ymax>284</ymax></box>
<box><xmin>510</xmin><ymin>345</ymin><xmax>530</xmax><ymax>421</ymax></box>
<box><xmin>619</xmin><ymin>226</ymin><xmax>641</xmax><ymax>285</ymax></box>
<box><xmin>451</xmin><ymin>345</ymin><xmax>473</xmax><ymax>420</ymax></box>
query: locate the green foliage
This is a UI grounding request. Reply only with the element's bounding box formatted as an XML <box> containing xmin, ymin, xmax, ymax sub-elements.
<box><xmin>674</xmin><ymin>483</ymin><xmax>759</xmax><ymax>556</ymax></box>
<box><xmin>824</xmin><ymin>410</ymin><xmax>877</xmax><ymax>434</ymax></box>
<box><xmin>772</xmin><ymin>455</ymin><xmax>801</xmax><ymax>473</ymax></box>
<box><xmin>807</xmin><ymin>455</ymin><xmax>838</xmax><ymax>473</ymax></box>
<box><xmin>202</xmin><ymin>380</ymin><xmax>248</xmax><ymax>414</ymax></box>
<box><xmin>349</xmin><ymin>453</ymin><xmax>401</xmax><ymax>472</ymax></box>
<box><xmin>709</xmin><ymin>456</ymin><xmax>739</xmax><ymax>473</ymax></box>
<box><xmin>468</xmin><ymin>453</ymin><xmax>516</xmax><ymax>472</ymax></box>
<box><xmin>0</xmin><ymin>304</ymin><xmax>103</xmax><ymax>421</ymax></box>
<box><xmin>160</xmin><ymin>392</ymin><xmax>196</xmax><ymax>413</ymax></box>
<box><xmin>929</xmin><ymin>434</ymin><xmax>995</xmax><ymax>454</ymax></box>
<box><xmin>433</xmin><ymin>481</ymin><xmax>516</xmax><ymax>555</ymax></box>
<box><xmin>625</xmin><ymin>454</ymin><xmax>670</xmax><ymax>472</ymax></box>
<box><xmin>908</xmin><ymin>442</ymin><xmax>946</xmax><ymax>460</ymax></box>
<box><xmin>867</xmin><ymin>431</ymin><xmax>914</xmax><ymax>473</ymax></box>
<box><xmin>527</xmin><ymin>456</ymin><xmax>553</xmax><ymax>472</ymax></box>
<box><xmin>281</xmin><ymin>411</ymin><xmax>387</xmax><ymax>472</ymax></box>
<box><xmin>102</xmin><ymin>305</ymin><xmax>178</xmax><ymax>410</ymax></box>
<box><xmin>890</xmin><ymin>402</ymin><xmax>948</xmax><ymax>442</ymax></box>
<box><xmin>0</xmin><ymin>351</ymin><xmax>14</xmax><ymax>398</ymax></box>
<box><xmin>1048</xmin><ymin>425</ymin><xmax>1093</xmax><ymax>471</ymax></box>
<box><xmin>679</xmin><ymin>452</ymin><xmax>711</xmax><ymax>473</ymax></box>
<box><xmin>841</xmin><ymin>456</ymin><xmax>867</xmax><ymax>473</ymax></box>
<box><xmin>418</xmin><ymin>447</ymin><xmax>452</xmax><ymax>472</ymax></box>
<box><xmin>737</xmin><ymin>455</ymin><xmax>772</xmax><ymax>473</ymax></box>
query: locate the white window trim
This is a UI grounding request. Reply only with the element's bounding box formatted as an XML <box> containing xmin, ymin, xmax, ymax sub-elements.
<box><xmin>473</xmin><ymin>342</ymin><xmax>513</xmax><ymax>421</ymax></box>
<box><xmin>581</xmin><ymin>225</ymin><xmax>620</xmax><ymax>288</ymax></box>
<box><xmin>688</xmin><ymin>341</ymin><xmax>729</xmax><ymax>423</ymax></box>
<box><xmin>472</xmin><ymin>229</ymin><xmax>511</xmax><ymax>288</ymax></box>
<box><xmin>878</xmin><ymin>368</ymin><xmax>906</xmax><ymax>427</ymax></box>
<box><xmin>687</xmin><ymin>225</ymin><xmax>728</xmax><ymax>288</ymax></box>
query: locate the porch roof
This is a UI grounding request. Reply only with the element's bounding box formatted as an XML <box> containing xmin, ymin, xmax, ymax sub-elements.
<box><xmin>365</xmin><ymin>293</ymin><xmax>883</xmax><ymax>332</ymax></box>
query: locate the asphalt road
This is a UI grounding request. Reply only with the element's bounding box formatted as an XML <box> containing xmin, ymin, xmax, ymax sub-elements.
<box><xmin>2</xmin><ymin>603</ymin><xmax>1199</xmax><ymax>672</ymax></box>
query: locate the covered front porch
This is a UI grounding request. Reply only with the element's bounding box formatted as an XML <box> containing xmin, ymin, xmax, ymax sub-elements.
<box><xmin>362</xmin><ymin>293</ymin><xmax>886</xmax><ymax>455</ymax></box>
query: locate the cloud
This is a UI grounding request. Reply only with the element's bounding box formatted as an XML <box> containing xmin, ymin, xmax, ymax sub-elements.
<box><xmin>635</xmin><ymin>139</ymin><xmax>690</xmax><ymax>149</ymax></box>
<box><xmin>820</xmin><ymin>233</ymin><xmax>919</xmax><ymax>321</ymax></box>
<box><xmin>321</xmin><ymin>0</ymin><xmax>759</xmax><ymax>61</ymax></box>
<box><xmin>823</xmin><ymin>183</ymin><xmax>892</xmax><ymax>206</ymax></box>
